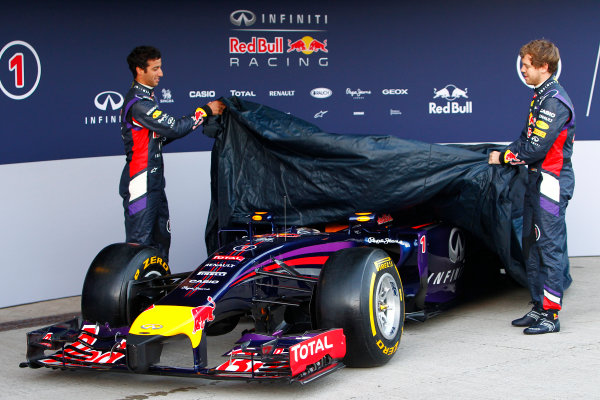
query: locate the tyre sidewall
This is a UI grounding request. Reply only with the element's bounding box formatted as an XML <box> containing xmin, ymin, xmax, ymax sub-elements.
<box><xmin>360</xmin><ymin>251</ymin><xmax>404</xmax><ymax>365</ymax></box>
<box><xmin>316</xmin><ymin>247</ymin><xmax>404</xmax><ymax>367</ymax></box>
<box><xmin>81</xmin><ymin>243</ymin><xmax>170</xmax><ymax>326</ymax></box>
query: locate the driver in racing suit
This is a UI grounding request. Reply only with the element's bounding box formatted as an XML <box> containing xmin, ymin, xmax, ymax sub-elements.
<box><xmin>120</xmin><ymin>46</ymin><xmax>225</xmax><ymax>261</ymax></box>
<box><xmin>489</xmin><ymin>39</ymin><xmax>575</xmax><ymax>334</ymax></box>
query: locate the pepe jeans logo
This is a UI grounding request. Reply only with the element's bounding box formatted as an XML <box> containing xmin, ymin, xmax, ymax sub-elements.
<box><xmin>346</xmin><ymin>88</ymin><xmax>371</xmax><ymax>100</ymax></box>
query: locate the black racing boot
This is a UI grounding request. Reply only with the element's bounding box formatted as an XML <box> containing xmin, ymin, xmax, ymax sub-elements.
<box><xmin>523</xmin><ymin>310</ymin><xmax>560</xmax><ymax>335</ymax></box>
<box><xmin>511</xmin><ymin>304</ymin><xmax>542</xmax><ymax>327</ymax></box>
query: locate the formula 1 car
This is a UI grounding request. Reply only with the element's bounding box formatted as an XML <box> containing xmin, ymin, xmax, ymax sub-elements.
<box><xmin>21</xmin><ymin>211</ymin><xmax>468</xmax><ymax>384</ymax></box>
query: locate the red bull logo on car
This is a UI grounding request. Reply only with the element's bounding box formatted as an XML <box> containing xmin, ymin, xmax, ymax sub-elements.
<box><xmin>429</xmin><ymin>84</ymin><xmax>473</xmax><ymax>114</ymax></box>
<box><xmin>191</xmin><ymin>296</ymin><xmax>216</xmax><ymax>334</ymax></box>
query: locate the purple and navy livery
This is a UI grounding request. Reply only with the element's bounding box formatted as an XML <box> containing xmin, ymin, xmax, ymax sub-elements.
<box><xmin>22</xmin><ymin>212</ymin><xmax>468</xmax><ymax>383</ymax></box>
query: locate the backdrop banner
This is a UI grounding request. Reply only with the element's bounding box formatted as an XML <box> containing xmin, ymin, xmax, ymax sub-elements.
<box><xmin>1</xmin><ymin>1</ymin><xmax>598</xmax><ymax>165</ymax></box>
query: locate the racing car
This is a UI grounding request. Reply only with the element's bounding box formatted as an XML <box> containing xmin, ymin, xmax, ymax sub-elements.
<box><xmin>21</xmin><ymin>211</ymin><xmax>469</xmax><ymax>384</ymax></box>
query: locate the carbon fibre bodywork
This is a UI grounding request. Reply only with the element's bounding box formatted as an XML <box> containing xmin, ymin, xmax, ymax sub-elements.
<box><xmin>22</xmin><ymin>214</ymin><xmax>467</xmax><ymax>383</ymax></box>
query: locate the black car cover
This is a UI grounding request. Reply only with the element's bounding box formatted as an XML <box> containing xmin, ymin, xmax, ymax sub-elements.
<box><xmin>202</xmin><ymin>97</ymin><xmax>557</xmax><ymax>287</ymax></box>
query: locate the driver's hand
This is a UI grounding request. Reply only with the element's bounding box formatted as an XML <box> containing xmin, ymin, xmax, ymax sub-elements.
<box><xmin>207</xmin><ymin>100</ymin><xmax>226</xmax><ymax>115</ymax></box>
<box><xmin>488</xmin><ymin>151</ymin><xmax>501</xmax><ymax>165</ymax></box>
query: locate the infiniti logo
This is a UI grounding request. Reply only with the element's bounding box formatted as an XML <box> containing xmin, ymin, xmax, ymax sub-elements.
<box><xmin>140</xmin><ymin>324</ymin><xmax>163</xmax><ymax>330</ymax></box>
<box><xmin>230</xmin><ymin>10</ymin><xmax>256</xmax><ymax>27</ymax></box>
<box><xmin>233</xmin><ymin>244</ymin><xmax>257</xmax><ymax>252</ymax></box>
<box><xmin>94</xmin><ymin>91</ymin><xmax>123</xmax><ymax>111</ymax></box>
<box><xmin>448</xmin><ymin>228</ymin><xmax>465</xmax><ymax>263</ymax></box>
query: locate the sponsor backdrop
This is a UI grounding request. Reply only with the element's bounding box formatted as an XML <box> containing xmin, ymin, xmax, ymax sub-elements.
<box><xmin>0</xmin><ymin>1</ymin><xmax>598</xmax><ymax>306</ymax></box>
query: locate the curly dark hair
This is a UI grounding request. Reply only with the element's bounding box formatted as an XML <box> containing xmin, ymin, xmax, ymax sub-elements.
<box><xmin>520</xmin><ymin>39</ymin><xmax>560</xmax><ymax>75</ymax></box>
<box><xmin>127</xmin><ymin>46</ymin><xmax>161</xmax><ymax>79</ymax></box>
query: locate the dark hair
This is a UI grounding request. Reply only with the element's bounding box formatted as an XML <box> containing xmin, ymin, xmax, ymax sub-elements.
<box><xmin>127</xmin><ymin>46</ymin><xmax>161</xmax><ymax>79</ymax></box>
<box><xmin>520</xmin><ymin>39</ymin><xmax>560</xmax><ymax>75</ymax></box>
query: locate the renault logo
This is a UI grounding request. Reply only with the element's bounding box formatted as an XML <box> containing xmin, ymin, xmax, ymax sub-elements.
<box><xmin>448</xmin><ymin>228</ymin><xmax>465</xmax><ymax>263</ymax></box>
<box><xmin>230</xmin><ymin>10</ymin><xmax>256</xmax><ymax>27</ymax></box>
<box><xmin>94</xmin><ymin>91</ymin><xmax>124</xmax><ymax>111</ymax></box>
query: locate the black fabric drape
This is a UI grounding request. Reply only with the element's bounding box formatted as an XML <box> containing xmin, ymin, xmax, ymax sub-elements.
<box><xmin>203</xmin><ymin>97</ymin><xmax>532</xmax><ymax>285</ymax></box>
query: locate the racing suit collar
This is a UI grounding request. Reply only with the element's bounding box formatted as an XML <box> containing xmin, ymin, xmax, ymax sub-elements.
<box><xmin>133</xmin><ymin>81</ymin><xmax>154</xmax><ymax>96</ymax></box>
<box><xmin>534</xmin><ymin>74</ymin><xmax>557</xmax><ymax>94</ymax></box>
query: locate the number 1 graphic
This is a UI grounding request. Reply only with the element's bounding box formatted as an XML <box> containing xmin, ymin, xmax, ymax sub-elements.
<box><xmin>9</xmin><ymin>53</ymin><xmax>24</xmax><ymax>88</ymax></box>
<box><xmin>0</xmin><ymin>40</ymin><xmax>41</xmax><ymax>100</ymax></box>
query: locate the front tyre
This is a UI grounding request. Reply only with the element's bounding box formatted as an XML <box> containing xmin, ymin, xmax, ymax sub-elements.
<box><xmin>315</xmin><ymin>247</ymin><xmax>404</xmax><ymax>367</ymax></box>
<box><xmin>81</xmin><ymin>243</ymin><xmax>170</xmax><ymax>327</ymax></box>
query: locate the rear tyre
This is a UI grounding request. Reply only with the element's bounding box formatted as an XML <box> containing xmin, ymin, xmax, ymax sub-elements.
<box><xmin>316</xmin><ymin>247</ymin><xmax>404</xmax><ymax>367</ymax></box>
<box><xmin>81</xmin><ymin>243</ymin><xmax>170</xmax><ymax>327</ymax></box>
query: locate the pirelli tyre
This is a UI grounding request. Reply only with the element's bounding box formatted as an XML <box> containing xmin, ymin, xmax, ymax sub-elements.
<box><xmin>81</xmin><ymin>243</ymin><xmax>170</xmax><ymax>327</ymax></box>
<box><xmin>315</xmin><ymin>247</ymin><xmax>404</xmax><ymax>367</ymax></box>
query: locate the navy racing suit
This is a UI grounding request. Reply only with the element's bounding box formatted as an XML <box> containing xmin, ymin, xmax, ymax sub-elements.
<box><xmin>500</xmin><ymin>75</ymin><xmax>575</xmax><ymax>311</ymax></box>
<box><xmin>119</xmin><ymin>82</ymin><xmax>209</xmax><ymax>260</ymax></box>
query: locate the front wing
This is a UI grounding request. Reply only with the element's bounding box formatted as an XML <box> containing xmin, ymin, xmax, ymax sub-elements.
<box><xmin>20</xmin><ymin>318</ymin><xmax>346</xmax><ymax>384</ymax></box>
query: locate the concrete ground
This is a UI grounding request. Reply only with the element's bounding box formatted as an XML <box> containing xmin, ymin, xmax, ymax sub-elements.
<box><xmin>1</xmin><ymin>257</ymin><xmax>599</xmax><ymax>400</ymax></box>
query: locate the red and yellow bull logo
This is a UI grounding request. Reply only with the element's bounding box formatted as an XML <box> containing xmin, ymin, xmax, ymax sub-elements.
<box><xmin>287</xmin><ymin>37</ymin><xmax>328</xmax><ymax>54</ymax></box>
<box><xmin>191</xmin><ymin>296</ymin><xmax>216</xmax><ymax>334</ymax></box>
<box><xmin>195</xmin><ymin>107</ymin><xmax>207</xmax><ymax>120</ymax></box>
<box><xmin>503</xmin><ymin>150</ymin><xmax>524</xmax><ymax>164</ymax></box>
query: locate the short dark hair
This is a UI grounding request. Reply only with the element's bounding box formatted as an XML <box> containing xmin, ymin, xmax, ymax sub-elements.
<box><xmin>127</xmin><ymin>46</ymin><xmax>161</xmax><ymax>79</ymax></box>
<box><xmin>520</xmin><ymin>39</ymin><xmax>560</xmax><ymax>75</ymax></box>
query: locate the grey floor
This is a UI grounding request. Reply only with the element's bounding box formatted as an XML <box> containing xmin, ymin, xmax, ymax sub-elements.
<box><xmin>1</xmin><ymin>257</ymin><xmax>598</xmax><ymax>400</ymax></box>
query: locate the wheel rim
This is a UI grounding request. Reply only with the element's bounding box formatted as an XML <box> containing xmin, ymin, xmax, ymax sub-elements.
<box><xmin>127</xmin><ymin>269</ymin><xmax>164</xmax><ymax>324</ymax></box>
<box><xmin>142</xmin><ymin>270</ymin><xmax>162</xmax><ymax>279</ymax></box>
<box><xmin>375</xmin><ymin>272</ymin><xmax>401</xmax><ymax>340</ymax></box>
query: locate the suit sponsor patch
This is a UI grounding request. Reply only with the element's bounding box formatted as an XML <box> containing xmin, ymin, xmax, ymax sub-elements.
<box><xmin>533</xmin><ymin>128</ymin><xmax>547</xmax><ymax>138</ymax></box>
<box><xmin>536</xmin><ymin>120</ymin><xmax>549</xmax><ymax>130</ymax></box>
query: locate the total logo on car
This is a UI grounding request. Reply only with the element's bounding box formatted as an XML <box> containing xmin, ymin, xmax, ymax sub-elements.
<box><xmin>21</xmin><ymin>211</ymin><xmax>492</xmax><ymax>385</ymax></box>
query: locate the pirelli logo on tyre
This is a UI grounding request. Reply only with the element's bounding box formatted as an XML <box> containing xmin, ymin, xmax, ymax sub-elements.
<box><xmin>374</xmin><ymin>257</ymin><xmax>393</xmax><ymax>271</ymax></box>
<box><xmin>134</xmin><ymin>256</ymin><xmax>170</xmax><ymax>280</ymax></box>
<box><xmin>376</xmin><ymin>339</ymin><xmax>399</xmax><ymax>356</ymax></box>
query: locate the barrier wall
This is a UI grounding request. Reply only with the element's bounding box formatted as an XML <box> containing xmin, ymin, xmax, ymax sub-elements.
<box><xmin>1</xmin><ymin>1</ymin><xmax>598</xmax><ymax>306</ymax></box>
